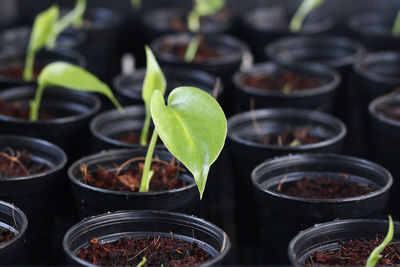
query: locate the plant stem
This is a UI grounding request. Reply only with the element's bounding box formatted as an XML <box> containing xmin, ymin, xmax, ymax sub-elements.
<box><xmin>29</xmin><ymin>84</ymin><xmax>45</xmax><ymax>121</ymax></box>
<box><xmin>290</xmin><ymin>0</ymin><xmax>325</xmax><ymax>32</ymax></box>
<box><xmin>184</xmin><ymin>35</ymin><xmax>202</xmax><ymax>62</ymax></box>
<box><xmin>392</xmin><ymin>10</ymin><xmax>400</xmax><ymax>37</ymax></box>
<box><xmin>23</xmin><ymin>50</ymin><xmax>35</xmax><ymax>82</ymax></box>
<box><xmin>140</xmin><ymin>110</ymin><xmax>151</xmax><ymax>145</ymax></box>
<box><xmin>139</xmin><ymin>129</ymin><xmax>158</xmax><ymax>192</ymax></box>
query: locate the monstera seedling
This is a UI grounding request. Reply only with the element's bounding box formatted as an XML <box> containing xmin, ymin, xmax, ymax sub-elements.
<box><xmin>366</xmin><ymin>216</ymin><xmax>394</xmax><ymax>267</ymax></box>
<box><xmin>184</xmin><ymin>0</ymin><xmax>225</xmax><ymax>62</ymax></box>
<box><xmin>289</xmin><ymin>0</ymin><xmax>325</xmax><ymax>32</ymax></box>
<box><xmin>30</xmin><ymin>61</ymin><xmax>123</xmax><ymax>121</ymax></box>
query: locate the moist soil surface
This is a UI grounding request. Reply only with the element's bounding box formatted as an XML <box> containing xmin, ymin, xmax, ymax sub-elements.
<box><xmin>305</xmin><ymin>237</ymin><xmax>400</xmax><ymax>266</ymax></box>
<box><xmin>276</xmin><ymin>175</ymin><xmax>378</xmax><ymax>199</ymax></box>
<box><xmin>77</xmin><ymin>236</ymin><xmax>212</xmax><ymax>267</ymax></box>
<box><xmin>80</xmin><ymin>158</ymin><xmax>187</xmax><ymax>192</ymax></box>
<box><xmin>160</xmin><ymin>40</ymin><xmax>223</xmax><ymax>63</ymax></box>
<box><xmin>255</xmin><ymin>126</ymin><xmax>327</xmax><ymax>146</ymax></box>
<box><xmin>0</xmin><ymin>228</ymin><xmax>15</xmax><ymax>244</ymax></box>
<box><xmin>239</xmin><ymin>71</ymin><xmax>326</xmax><ymax>93</ymax></box>
<box><xmin>0</xmin><ymin>62</ymin><xmax>42</xmax><ymax>79</ymax></box>
<box><xmin>0</xmin><ymin>100</ymin><xmax>55</xmax><ymax>120</ymax></box>
<box><xmin>376</xmin><ymin>104</ymin><xmax>400</xmax><ymax>121</ymax></box>
<box><xmin>0</xmin><ymin>148</ymin><xmax>49</xmax><ymax>178</ymax></box>
<box><xmin>118</xmin><ymin>132</ymin><xmax>162</xmax><ymax>145</ymax></box>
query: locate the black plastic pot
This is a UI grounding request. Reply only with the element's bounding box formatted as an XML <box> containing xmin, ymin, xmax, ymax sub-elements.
<box><xmin>0</xmin><ymin>200</ymin><xmax>28</xmax><ymax>265</ymax></box>
<box><xmin>0</xmin><ymin>26</ymin><xmax>87</xmax><ymax>54</ymax></box>
<box><xmin>252</xmin><ymin>153</ymin><xmax>392</xmax><ymax>265</ymax></box>
<box><xmin>289</xmin><ymin>219</ymin><xmax>399</xmax><ymax>267</ymax></box>
<box><xmin>242</xmin><ymin>5</ymin><xmax>333</xmax><ymax>61</ymax></box>
<box><xmin>142</xmin><ymin>8</ymin><xmax>233</xmax><ymax>43</ymax></box>
<box><xmin>79</xmin><ymin>7</ymin><xmax>122</xmax><ymax>84</ymax></box>
<box><xmin>0</xmin><ymin>135</ymin><xmax>67</xmax><ymax>263</ymax></box>
<box><xmin>348</xmin><ymin>12</ymin><xmax>400</xmax><ymax>51</ymax></box>
<box><xmin>90</xmin><ymin>105</ymin><xmax>165</xmax><ymax>152</ymax></box>
<box><xmin>113</xmin><ymin>67</ymin><xmax>222</xmax><ymax>106</ymax></box>
<box><xmin>227</xmin><ymin>108</ymin><xmax>346</xmax><ymax>257</ymax></box>
<box><xmin>233</xmin><ymin>61</ymin><xmax>340</xmax><ymax>113</ymax></box>
<box><xmin>68</xmin><ymin>149</ymin><xmax>200</xmax><ymax>218</ymax></box>
<box><xmin>151</xmin><ymin>33</ymin><xmax>249</xmax><ymax>115</ymax></box>
<box><xmin>63</xmin><ymin>210</ymin><xmax>231</xmax><ymax>266</ymax></box>
<box><xmin>0</xmin><ymin>86</ymin><xmax>101</xmax><ymax>160</ymax></box>
<box><xmin>0</xmin><ymin>49</ymin><xmax>85</xmax><ymax>89</ymax></box>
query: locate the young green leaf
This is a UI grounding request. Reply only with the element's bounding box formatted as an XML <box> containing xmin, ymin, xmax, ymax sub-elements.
<box><xmin>366</xmin><ymin>215</ymin><xmax>394</xmax><ymax>267</ymax></box>
<box><xmin>283</xmin><ymin>84</ymin><xmax>292</xmax><ymax>95</ymax></box>
<box><xmin>136</xmin><ymin>257</ymin><xmax>146</xmax><ymax>267</ymax></box>
<box><xmin>24</xmin><ymin>5</ymin><xmax>59</xmax><ymax>81</ymax></box>
<box><xmin>289</xmin><ymin>139</ymin><xmax>300</xmax><ymax>147</ymax></box>
<box><xmin>140</xmin><ymin>46</ymin><xmax>166</xmax><ymax>145</ymax></box>
<box><xmin>392</xmin><ymin>10</ymin><xmax>400</xmax><ymax>37</ymax></box>
<box><xmin>195</xmin><ymin>0</ymin><xmax>225</xmax><ymax>16</ymax></box>
<box><xmin>289</xmin><ymin>0</ymin><xmax>325</xmax><ymax>33</ymax></box>
<box><xmin>130</xmin><ymin>0</ymin><xmax>141</xmax><ymax>10</ymax></box>
<box><xmin>150</xmin><ymin>86</ymin><xmax>227</xmax><ymax>198</ymax></box>
<box><xmin>30</xmin><ymin>61</ymin><xmax>124</xmax><ymax>121</ymax></box>
<box><xmin>46</xmin><ymin>0</ymin><xmax>87</xmax><ymax>50</ymax></box>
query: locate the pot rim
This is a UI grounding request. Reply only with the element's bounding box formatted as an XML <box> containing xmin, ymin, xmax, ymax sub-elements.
<box><xmin>288</xmin><ymin>218</ymin><xmax>397</xmax><ymax>266</ymax></box>
<box><xmin>348</xmin><ymin>12</ymin><xmax>396</xmax><ymax>37</ymax></box>
<box><xmin>369</xmin><ymin>93</ymin><xmax>400</xmax><ymax>128</ymax></box>
<box><xmin>82</xmin><ymin>7</ymin><xmax>122</xmax><ymax>31</ymax></box>
<box><xmin>0</xmin><ymin>200</ymin><xmax>28</xmax><ymax>250</ymax></box>
<box><xmin>266</xmin><ymin>35</ymin><xmax>365</xmax><ymax>69</ymax></box>
<box><xmin>251</xmin><ymin>153</ymin><xmax>393</xmax><ymax>204</ymax></box>
<box><xmin>68</xmin><ymin>148</ymin><xmax>197</xmax><ymax>196</ymax></box>
<box><xmin>354</xmin><ymin>51</ymin><xmax>400</xmax><ymax>85</ymax></box>
<box><xmin>0</xmin><ymin>134</ymin><xmax>67</xmax><ymax>182</ymax></box>
<box><xmin>0</xmin><ymin>86</ymin><xmax>101</xmax><ymax>125</ymax></box>
<box><xmin>150</xmin><ymin>33</ymin><xmax>248</xmax><ymax>66</ymax></box>
<box><xmin>233</xmin><ymin>61</ymin><xmax>341</xmax><ymax>98</ymax></box>
<box><xmin>63</xmin><ymin>210</ymin><xmax>231</xmax><ymax>267</ymax></box>
<box><xmin>90</xmin><ymin>105</ymin><xmax>165</xmax><ymax>149</ymax></box>
<box><xmin>227</xmin><ymin>108</ymin><xmax>347</xmax><ymax>151</ymax></box>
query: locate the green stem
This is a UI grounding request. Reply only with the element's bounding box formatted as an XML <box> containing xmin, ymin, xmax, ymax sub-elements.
<box><xmin>289</xmin><ymin>0</ymin><xmax>325</xmax><ymax>32</ymax></box>
<box><xmin>139</xmin><ymin>129</ymin><xmax>158</xmax><ymax>192</ymax></box>
<box><xmin>184</xmin><ymin>35</ymin><xmax>201</xmax><ymax>62</ymax></box>
<box><xmin>392</xmin><ymin>10</ymin><xmax>400</xmax><ymax>37</ymax></box>
<box><xmin>136</xmin><ymin>257</ymin><xmax>146</xmax><ymax>267</ymax></box>
<box><xmin>29</xmin><ymin>84</ymin><xmax>45</xmax><ymax>121</ymax></box>
<box><xmin>23</xmin><ymin>50</ymin><xmax>35</xmax><ymax>82</ymax></box>
<box><xmin>140</xmin><ymin>110</ymin><xmax>151</xmax><ymax>145</ymax></box>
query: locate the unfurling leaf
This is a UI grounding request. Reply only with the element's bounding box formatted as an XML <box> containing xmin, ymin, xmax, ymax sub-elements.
<box><xmin>150</xmin><ymin>87</ymin><xmax>227</xmax><ymax>198</ymax></box>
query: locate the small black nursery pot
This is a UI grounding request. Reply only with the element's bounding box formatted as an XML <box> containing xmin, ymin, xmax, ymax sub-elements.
<box><xmin>90</xmin><ymin>105</ymin><xmax>165</xmax><ymax>152</ymax></box>
<box><xmin>242</xmin><ymin>6</ymin><xmax>333</xmax><ymax>61</ymax></box>
<box><xmin>63</xmin><ymin>210</ymin><xmax>231</xmax><ymax>266</ymax></box>
<box><xmin>0</xmin><ymin>49</ymin><xmax>85</xmax><ymax>89</ymax></box>
<box><xmin>252</xmin><ymin>153</ymin><xmax>392</xmax><ymax>265</ymax></box>
<box><xmin>151</xmin><ymin>33</ymin><xmax>248</xmax><ymax>115</ymax></box>
<box><xmin>79</xmin><ymin>7</ymin><xmax>122</xmax><ymax>84</ymax></box>
<box><xmin>142</xmin><ymin>7</ymin><xmax>233</xmax><ymax>42</ymax></box>
<box><xmin>233</xmin><ymin>61</ymin><xmax>340</xmax><ymax>112</ymax></box>
<box><xmin>0</xmin><ymin>26</ymin><xmax>86</xmax><ymax>54</ymax></box>
<box><xmin>114</xmin><ymin>67</ymin><xmax>221</xmax><ymax>106</ymax></box>
<box><xmin>354</xmin><ymin>51</ymin><xmax>400</xmax><ymax>106</ymax></box>
<box><xmin>0</xmin><ymin>200</ymin><xmax>28</xmax><ymax>265</ymax></box>
<box><xmin>289</xmin><ymin>219</ymin><xmax>399</xmax><ymax>267</ymax></box>
<box><xmin>68</xmin><ymin>149</ymin><xmax>200</xmax><ymax>218</ymax></box>
<box><xmin>0</xmin><ymin>86</ymin><xmax>101</xmax><ymax>160</ymax></box>
<box><xmin>348</xmin><ymin>12</ymin><xmax>400</xmax><ymax>51</ymax></box>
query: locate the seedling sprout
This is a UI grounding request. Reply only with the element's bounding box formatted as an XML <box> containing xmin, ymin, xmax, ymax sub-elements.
<box><xmin>392</xmin><ymin>11</ymin><xmax>400</xmax><ymax>37</ymax></box>
<box><xmin>289</xmin><ymin>0</ymin><xmax>325</xmax><ymax>32</ymax></box>
<box><xmin>136</xmin><ymin>257</ymin><xmax>146</xmax><ymax>267</ymax></box>
<box><xmin>366</xmin><ymin>215</ymin><xmax>394</xmax><ymax>267</ymax></box>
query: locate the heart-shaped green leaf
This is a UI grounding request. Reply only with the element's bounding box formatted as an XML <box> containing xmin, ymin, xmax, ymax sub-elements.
<box><xmin>140</xmin><ymin>45</ymin><xmax>166</xmax><ymax>145</ymax></box>
<box><xmin>150</xmin><ymin>86</ymin><xmax>227</xmax><ymax>198</ymax></box>
<box><xmin>24</xmin><ymin>5</ymin><xmax>59</xmax><ymax>81</ymax></box>
<box><xmin>30</xmin><ymin>61</ymin><xmax>123</xmax><ymax>121</ymax></box>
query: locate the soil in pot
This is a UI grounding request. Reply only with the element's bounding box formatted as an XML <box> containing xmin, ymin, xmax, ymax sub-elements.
<box><xmin>80</xmin><ymin>157</ymin><xmax>186</xmax><ymax>192</ymax></box>
<box><xmin>251</xmin><ymin>126</ymin><xmax>329</xmax><ymax>146</ymax></box>
<box><xmin>0</xmin><ymin>100</ymin><xmax>56</xmax><ymax>119</ymax></box>
<box><xmin>239</xmin><ymin>71</ymin><xmax>326</xmax><ymax>93</ymax></box>
<box><xmin>77</xmin><ymin>236</ymin><xmax>211</xmax><ymax>266</ymax></box>
<box><xmin>0</xmin><ymin>228</ymin><xmax>15</xmax><ymax>244</ymax></box>
<box><xmin>117</xmin><ymin>131</ymin><xmax>162</xmax><ymax>146</ymax></box>
<box><xmin>275</xmin><ymin>175</ymin><xmax>378</xmax><ymax>199</ymax></box>
<box><xmin>305</xmin><ymin>237</ymin><xmax>400</xmax><ymax>266</ymax></box>
<box><xmin>0</xmin><ymin>62</ymin><xmax>42</xmax><ymax>80</ymax></box>
<box><xmin>0</xmin><ymin>147</ymin><xmax>49</xmax><ymax>177</ymax></box>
